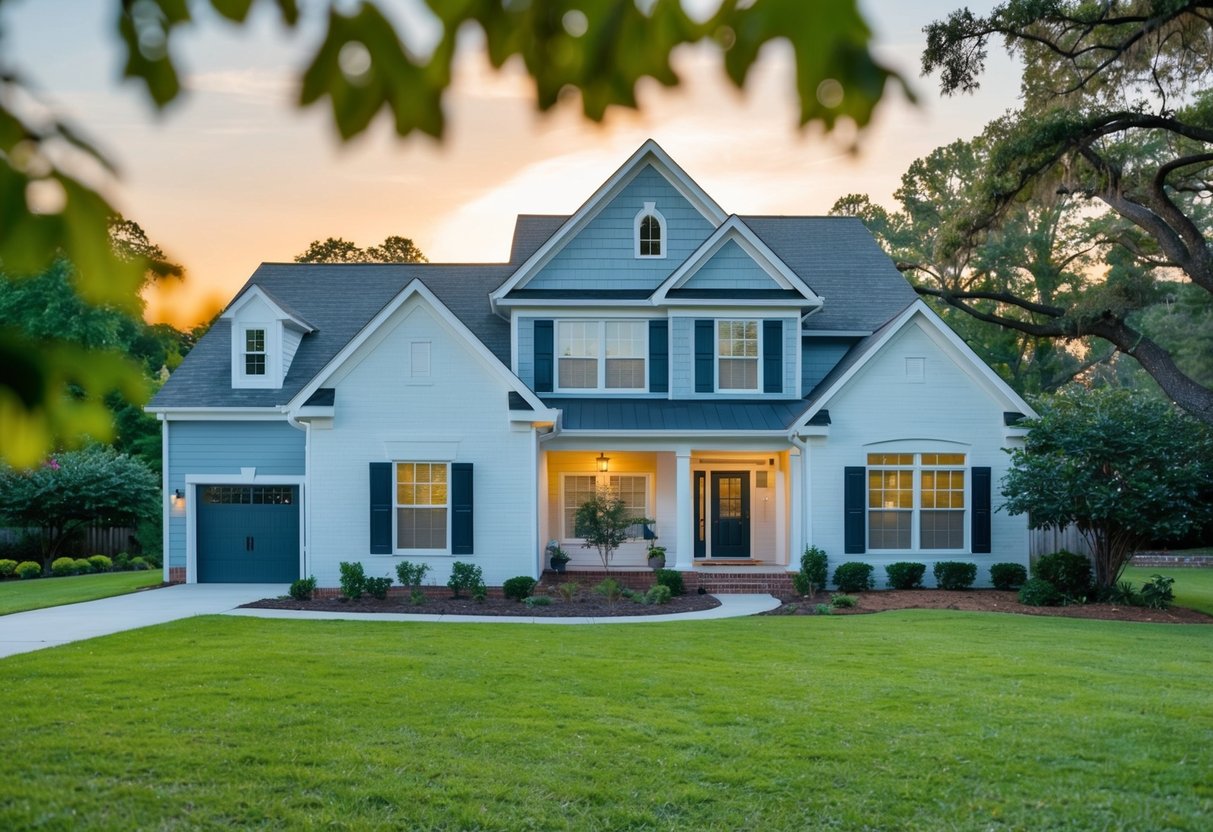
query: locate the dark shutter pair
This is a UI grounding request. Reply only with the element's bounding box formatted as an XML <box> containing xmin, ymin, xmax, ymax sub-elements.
<box><xmin>534</xmin><ymin>319</ymin><xmax>671</xmax><ymax>393</ymax></box>
<box><xmin>694</xmin><ymin>319</ymin><xmax>783</xmax><ymax>394</ymax></box>
<box><xmin>842</xmin><ymin>466</ymin><xmax>992</xmax><ymax>554</ymax></box>
<box><xmin>369</xmin><ymin>462</ymin><xmax>473</xmax><ymax>555</ymax></box>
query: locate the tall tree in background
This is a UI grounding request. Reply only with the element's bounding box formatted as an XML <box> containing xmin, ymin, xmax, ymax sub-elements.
<box><xmin>0</xmin><ymin>0</ymin><xmax>909</xmax><ymax>465</ymax></box>
<box><xmin>295</xmin><ymin>235</ymin><xmax>427</xmax><ymax>264</ymax></box>
<box><xmin>920</xmin><ymin>0</ymin><xmax>1213</xmax><ymax>424</ymax></box>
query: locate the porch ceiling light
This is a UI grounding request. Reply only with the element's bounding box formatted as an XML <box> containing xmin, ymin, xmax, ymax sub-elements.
<box><xmin>596</xmin><ymin>452</ymin><xmax>610</xmax><ymax>473</ymax></box>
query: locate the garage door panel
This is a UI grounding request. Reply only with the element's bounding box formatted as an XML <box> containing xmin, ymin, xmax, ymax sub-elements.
<box><xmin>197</xmin><ymin>486</ymin><xmax>299</xmax><ymax>582</ymax></box>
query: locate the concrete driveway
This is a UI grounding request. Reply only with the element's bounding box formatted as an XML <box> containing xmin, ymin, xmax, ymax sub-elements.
<box><xmin>0</xmin><ymin>583</ymin><xmax>286</xmax><ymax>659</ymax></box>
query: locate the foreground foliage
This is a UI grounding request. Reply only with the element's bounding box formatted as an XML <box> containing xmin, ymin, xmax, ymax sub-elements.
<box><xmin>0</xmin><ymin>614</ymin><xmax>1209</xmax><ymax>830</ymax></box>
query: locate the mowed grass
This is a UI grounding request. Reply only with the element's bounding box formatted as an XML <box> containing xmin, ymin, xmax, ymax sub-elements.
<box><xmin>0</xmin><ymin>570</ymin><xmax>162</xmax><ymax>616</ymax></box>
<box><xmin>2</xmin><ymin>614</ymin><xmax>1211</xmax><ymax>831</ymax></box>
<box><xmin>1122</xmin><ymin>566</ymin><xmax>1213</xmax><ymax>615</ymax></box>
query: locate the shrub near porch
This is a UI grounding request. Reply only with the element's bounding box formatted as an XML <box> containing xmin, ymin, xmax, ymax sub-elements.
<box><xmin>0</xmin><ymin>614</ymin><xmax>1209</xmax><ymax>830</ymax></box>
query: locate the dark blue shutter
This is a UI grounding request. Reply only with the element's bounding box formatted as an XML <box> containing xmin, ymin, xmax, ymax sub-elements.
<box><xmin>763</xmin><ymin>319</ymin><xmax>782</xmax><ymax>393</ymax></box>
<box><xmin>534</xmin><ymin>320</ymin><xmax>553</xmax><ymax>392</ymax></box>
<box><xmin>649</xmin><ymin>320</ymin><xmax>668</xmax><ymax>393</ymax></box>
<box><xmin>451</xmin><ymin>463</ymin><xmax>474</xmax><ymax>555</ymax></box>
<box><xmin>369</xmin><ymin>462</ymin><xmax>392</xmax><ymax>555</ymax></box>
<box><xmin>694</xmin><ymin>320</ymin><xmax>714</xmax><ymax>393</ymax></box>
<box><xmin>844</xmin><ymin>466</ymin><xmax>866</xmax><ymax>554</ymax></box>
<box><xmin>971</xmin><ymin>466</ymin><xmax>992</xmax><ymax>554</ymax></box>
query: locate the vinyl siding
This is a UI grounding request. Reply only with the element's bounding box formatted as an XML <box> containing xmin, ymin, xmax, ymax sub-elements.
<box><xmin>681</xmin><ymin>239</ymin><xmax>782</xmax><ymax>290</ymax></box>
<box><xmin>516</xmin><ymin>317</ymin><xmax>535</xmax><ymax>385</ymax></box>
<box><xmin>527</xmin><ymin>165</ymin><xmax>714</xmax><ymax>290</ymax></box>
<box><xmin>671</xmin><ymin>315</ymin><xmax>799</xmax><ymax>399</ymax></box>
<box><xmin>806</xmin><ymin>320</ymin><xmax>1028</xmax><ymax>585</ymax></box>
<box><xmin>166</xmin><ymin>421</ymin><xmax>305</xmax><ymax>568</ymax></box>
<box><xmin>802</xmin><ymin>337</ymin><xmax>857</xmax><ymax>396</ymax></box>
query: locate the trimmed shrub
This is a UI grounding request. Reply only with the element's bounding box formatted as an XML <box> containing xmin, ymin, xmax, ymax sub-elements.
<box><xmin>448</xmin><ymin>561</ymin><xmax>484</xmax><ymax>599</ymax></box>
<box><xmin>87</xmin><ymin>555</ymin><xmax>113</xmax><ymax>573</ymax></box>
<box><xmin>338</xmin><ymin>561</ymin><xmax>366</xmax><ymax>600</ymax></box>
<box><xmin>15</xmin><ymin>561</ymin><xmax>42</xmax><ymax>580</ymax></box>
<box><xmin>831</xmin><ymin>594</ymin><xmax>858</xmax><ymax>608</ymax></box>
<box><xmin>129</xmin><ymin>556</ymin><xmax>150</xmax><ymax>571</ymax></box>
<box><xmin>814</xmin><ymin>603</ymin><xmax>833</xmax><ymax>615</ymax></box>
<box><xmin>832</xmin><ymin>562</ymin><xmax>874</xmax><ymax>592</ymax></box>
<box><xmin>289</xmin><ymin>577</ymin><xmax>317</xmax><ymax>601</ymax></box>
<box><xmin>644</xmin><ymin>584</ymin><xmax>672</xmax><ymax>605</ymax></box>
<box><xmin>51</xmin><ymin>557</ymin><xmax>77</xmax><ymax>577</ymax></box>
<box><xmin>989</xmin><ymin>562</ymin><xmax>1028</xmax><ymax>591</ymax></box>
<box><xmin>1140</xmin><ymin>574</ymin><xmax>1175</xmax><ymax>610</ymax></box>
<box><xmin>933</xmin><ymin>561</ymin><xmax>977</xmax><ymax>590</ymax></box>
<box><xmin>654</xmin><ymin>568</ymin><xmax>684</xmax><ymax>596</ymax></box>
<box><xmin>395</xmin><ymin>560</ymin><xmax>430</xmax><ymax>590</ymax></box>
<box><xmin>112</xmin><ymin>552</ymin><xmax>131</xmax><ymax>571</ymax></box>
<box><xmin>800</xmin><ymin>546</ymin><xmax>828</xmax><ymax>590</ymax></box>
<box><xmin>141</xmin><ymin>551</ymin><xmax>163</xmax><ymax>569</ymax></box>
<box><xmin>472</xmin><ymin>583</ymin><xmax>487</xmax><ymax>603</ymax></box>
<box><xmin>524</xmin><ymin>595</ymin><xmax>552</xmax><ymax>608</ymax></box>
<box><xmin>364</xmin><ymin>576</ymin><xmax>392</xmax><ymax>600</ymax></box>
<box><xmin>1033</xmin><ymin>550</ymin><xmax>1092</xmax><ymax>598</ymax></box>
<box><xmin>73</xmin><ymin>558</ymin><xmax>93</xmax><ymax>575</ymax></box>
<box><xmin>885</xmin><ymin>562</ymin><xmax>926</xmax><ymax>590</ymax></box>
<box><xmin>503</xmin><ymin>576</ymin><xmax>538</xmax><ymax>601</ymax></box>
<box><xmin>1018</xmin><ymin>577</ymin><xmax>1062</xmax><ymax>606</ymax></box>
<box><xmin>791</xmin><ymin>572</ymin><xmax>813</xmax><ymax>596</ymax></box>
<box><xmin>0</xmin><ymin>558</ymin><xmax>17</xmax><ymax>578</ymax></box>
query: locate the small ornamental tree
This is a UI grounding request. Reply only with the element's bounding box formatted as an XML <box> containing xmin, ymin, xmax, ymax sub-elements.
<box><xmin>0</xmin><ymin>446</ymin><xmax>160</xmax><ymax>568</ymax></box>
<box><xmin>1003</xmin><ymin>388</ymin><xmax>1213</xmax><ymax>590</ymax></box>
<box><xmin>574</xmin><ymin>487</ymin><xmax>652</xmax><ymax>572</ymax></box>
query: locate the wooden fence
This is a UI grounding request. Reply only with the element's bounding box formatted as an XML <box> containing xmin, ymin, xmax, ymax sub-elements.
<box><xmin>0</xmin><ymin>527</ymin><xmax>139</xmax><ymax>557</ymax></box>
<box><xmin>1028</xmin><ymin>525</ymin><xmax>1094</xmax><ymax>560</ymax></box>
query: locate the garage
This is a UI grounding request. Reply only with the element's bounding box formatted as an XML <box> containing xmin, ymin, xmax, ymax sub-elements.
<box><xmin>196</xmin><ymin>485</ymin><xmax>300</xmax><ymax>582</ymax></box>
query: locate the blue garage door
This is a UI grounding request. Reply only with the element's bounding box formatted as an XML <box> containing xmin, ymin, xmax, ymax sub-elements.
<box><xmin>197</xmin><ymin>485</ymin><xmax>299</xmax><ymax>582</ymax></box>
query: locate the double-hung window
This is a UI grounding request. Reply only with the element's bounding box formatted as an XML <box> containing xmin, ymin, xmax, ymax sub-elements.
<box><xmin>562</xmin><ymin>473</ymin><xmax>650</xmax><ymax>539</ymax></box>
<box><xmin>867</xmin><ymin>453</ymin><xmax>966</xmax><ymax>551</ymax></box>
<box><xmin>396</xmin><ymin>462</ymin><xmax>448</xmax><ymax>550</ymax></box>
<box><xmin>557</xmin><ymin>321</ymin><xmax>646</xmax><ymax>391</ymax></box>
<box><xmin>244</xmin><ymin>328</ymin><xmax>267</xmax><ymax>376</ymax></box>
<box><xmin>717</xmin><ymin>320</ymin><xmax>758</xmax><ymax>390</ymax></box>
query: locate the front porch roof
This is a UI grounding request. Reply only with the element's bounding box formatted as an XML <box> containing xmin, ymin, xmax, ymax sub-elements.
<box><xmin>540</xmin><ymin>397</ymin><xmax>812</xmax><ymax>431</ymax></box>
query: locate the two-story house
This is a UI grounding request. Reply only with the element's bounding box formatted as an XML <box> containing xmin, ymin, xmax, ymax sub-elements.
<box><xmin>148</xmin><ymin>140</ymin><xmax>1034</xmax><ymax>590</ymax></box>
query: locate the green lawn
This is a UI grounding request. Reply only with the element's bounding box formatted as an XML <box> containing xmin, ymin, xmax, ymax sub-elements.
<box><xmin>1</xmin><ymin>613</ymin><xmax>1211</xmax><ymax>830</ymax></box>
<box><xmin>1123</xmin><ymin>565</ymin><xmax>1213</xmax><ymax>615</ymax></box>
<box><xmin>0</xmin><ymin>570</ymin><xmax>162</xmax><ymax>616</ymax></box>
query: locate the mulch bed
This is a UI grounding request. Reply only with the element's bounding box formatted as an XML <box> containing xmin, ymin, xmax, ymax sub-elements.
<box><xmin>242</xmin><ymin>592</ymin><xmax>721</xmax><ymax>618</ymax></box>
<box><xmin>763</xmin><ymin>589</ymin><xmax>1213</xmax><ymax>624</ymax></box>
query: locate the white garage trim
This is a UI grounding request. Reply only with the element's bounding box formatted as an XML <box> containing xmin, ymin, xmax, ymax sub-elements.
<box><xmin>184</xmin><ymin>473</ymin><xmax>305</xmax><ymax>584</ymax></box>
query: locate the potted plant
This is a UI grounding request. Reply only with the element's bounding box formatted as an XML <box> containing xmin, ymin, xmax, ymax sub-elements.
<box><xmin>646</xmin><ymin>542</ymin><xmax>666</xmax><ymax>570</ymax></box>
<box><xmin>546</xmin><ymin>540</ymin><xmax>570</xmax><ymax>574</ymax></box>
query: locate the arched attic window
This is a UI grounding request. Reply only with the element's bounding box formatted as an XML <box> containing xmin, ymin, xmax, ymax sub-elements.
<box><xmin>634</xmin><ymin>202</ymin><xmax>666</xmax><ymax>258</ymax></box>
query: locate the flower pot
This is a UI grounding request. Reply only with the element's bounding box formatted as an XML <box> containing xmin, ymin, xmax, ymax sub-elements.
<box><xmin>647</xmin><ymin>555</ymin><xmax>666</xmax><ymax>570</ymax></box>
<box><xmin>550</xmin><ymin>558</ymin><xmax>568</xmax><ymax>574</ymax></box>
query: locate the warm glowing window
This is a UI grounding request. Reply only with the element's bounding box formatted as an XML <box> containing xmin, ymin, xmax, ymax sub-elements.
<box><xmin>557</xmin><ymin>321</ymin><xmax>646</xmax><ymax>391</ymax></box>
<box><xmin>867</xmin><ymin>453</ymin><xmax>966</xmax><ymax>550</ymax></box>
<box><xmin>718</xmin><ymin>320</ymin><xmax>758</xmax><ymax>390</ymax></box>
<box><xmin>562</xmin><ymin>473</ymin><xmax>649</xmax><ymax>540</ymax></box>
<box><xmin>244</xmin><ymin>328</ymin><xmax>266</xmax><ymax>376</ymax></box>
<box><xmin>396</xmin><ymin>462</ymin><xmax>448</xmax><ymax>550</ymax></box>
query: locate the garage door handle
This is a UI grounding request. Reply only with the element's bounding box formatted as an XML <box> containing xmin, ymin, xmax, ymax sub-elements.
<box><xmin>245</xmin><ymin>535</ymin><xmax>254</xmax><ymax>552</ymax></box>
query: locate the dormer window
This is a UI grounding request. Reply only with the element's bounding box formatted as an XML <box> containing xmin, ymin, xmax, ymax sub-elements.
<box><xmin>245</xmin><ymin>328</ymin><xmax>267</xmax><ymax>376</ymax></box>
<box><xmin>634</xmin><ymin>202</ymin><xmax>666</xmax><ymax>259</ymax></box>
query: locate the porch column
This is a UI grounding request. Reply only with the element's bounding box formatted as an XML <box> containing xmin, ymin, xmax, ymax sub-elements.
<box><xmin>789</xmin><ymin>444</ymin><xmax>804</xmax><ymax>568</ymax></box>
<box><xmin>674</xmin><ymin>447</ymin><xmax>694</xmax><ymax>571</ymax></box>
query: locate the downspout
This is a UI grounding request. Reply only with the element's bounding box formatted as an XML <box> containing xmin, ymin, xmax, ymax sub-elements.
<box><xmin>160</xmin><ymin>415</ymin><xmax>170</xmax><ymax>584</ymax></box>
<box><xmin>790</xmin><ymin>434</ymin><xmax>810</xmax><ymax>557</ymax></box>
<box><xmin>287</xmin><ymin>412</ymin><xmax>310</xmax><ymax>581</ymax></box>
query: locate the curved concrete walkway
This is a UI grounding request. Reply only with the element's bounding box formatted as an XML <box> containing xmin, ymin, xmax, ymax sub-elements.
<box><xmin>225</xmin><ymin>593</ymin><xmax>780</xmax><ymax>625</ymax></box>
<box><xmin>0</xmin><ymin>587</ymin><xmax>780</xmax><ymax>659</ymax></box>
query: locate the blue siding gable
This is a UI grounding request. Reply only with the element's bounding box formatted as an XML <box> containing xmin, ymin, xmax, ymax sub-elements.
<box><xmin>527</xmin><ymin>165</ymin><xmax>715</xmax><ymax>291</ymax></box>
<box><xmin>802</xmin><ymin>337</ymin><xmax>859</xmax><ymax>396</ymax></box>
<box><xmin>680</xmin><ymin>239</ymin><xmax>782</xmax><ymax>290</ymax></box>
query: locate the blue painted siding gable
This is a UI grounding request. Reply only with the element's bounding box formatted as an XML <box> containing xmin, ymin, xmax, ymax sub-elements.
<box><xmin>527</xmin><ymin>165</ymin><xmax>715</xmax><ymax>291</ymax></box>
<box><xmin>681</xmin><ymin>239</ymin><xmax>782</xmax><ymax>290</ymax></box>
<box><xmin>802</xmin><ymin>337</ymin><xmax>859</xmax><ymax>396</ymax></box>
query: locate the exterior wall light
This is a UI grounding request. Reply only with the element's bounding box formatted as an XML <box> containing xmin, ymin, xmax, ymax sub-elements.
<box><xmin>596</xmin><ymin>453</ymin><xmax>610</xmax><ymax>473</ymax></box>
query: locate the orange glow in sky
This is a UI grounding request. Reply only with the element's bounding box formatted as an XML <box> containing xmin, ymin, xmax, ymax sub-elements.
<box><xmin>3</xmin><ymin>1</ymin><xmax>1018</xmax><ymax>330</ymax></box>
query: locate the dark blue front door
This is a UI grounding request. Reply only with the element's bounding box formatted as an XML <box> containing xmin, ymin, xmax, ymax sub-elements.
<box><xmin>710</xmin><ymin>472</ymin><xmax>750</xmax><ymax>558</ymax></box>
<box><xmin>196</xmin><ymin>485</ymin><xmax>299</xmax><ymax>582</ymax></box>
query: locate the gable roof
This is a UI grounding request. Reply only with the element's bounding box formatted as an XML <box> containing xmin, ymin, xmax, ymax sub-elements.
<box><xmin>489</xmin><ymin>139</ymin><xmax>728</xmax><ymax>310</ymax></box>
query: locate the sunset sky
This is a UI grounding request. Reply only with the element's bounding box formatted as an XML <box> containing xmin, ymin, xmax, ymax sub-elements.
<box><xmin>3</xmin><ymin>1</ymin><xmax>1018</xmax><ymax>328</ymax></box>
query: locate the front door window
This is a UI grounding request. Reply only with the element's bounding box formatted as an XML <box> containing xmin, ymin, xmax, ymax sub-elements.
<box><xmin>710</xmin><ymin>471</ymin><xmax>750</xmax><ymax>558</ymax></box>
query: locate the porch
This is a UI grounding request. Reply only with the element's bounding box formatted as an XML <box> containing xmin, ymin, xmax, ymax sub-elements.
<box><xmin>539</xmin><ymin>445</ymin><xmax>801</xmax><ymax>576</ymax></box>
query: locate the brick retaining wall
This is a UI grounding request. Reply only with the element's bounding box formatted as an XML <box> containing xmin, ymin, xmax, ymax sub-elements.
<box><xmin>1130</xmin><ymin>554</ymin><xmax>1213</xmax><ymax>568</ymax></box>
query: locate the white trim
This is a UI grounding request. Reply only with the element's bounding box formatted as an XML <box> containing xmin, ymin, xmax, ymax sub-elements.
<box><xmin>221</xmin><ymin>284</ymin><xmax>315</xmax><ymax>333</ymax></box>
<box><xmin>391</xmin><ymin>460</ymin><xmax>452</xmax><ymax>557</ymax></box>
<box><xmin>790</xmin><ymin>300</ymin><xmax>1038</xmax><ymax>433</ymax></box>
<box><xmin>651</xmin><ymin>216</ymin><xmax>823</xmax><ymax>307</ymax></box>
<box><xmin>161</xmin><ymin>419</ymin><xmax>170</xmax><ymax>583</ymax></box>
<box><xmin>802</xmin><ymin>330</ymin><xmax>873</xmax><ymax>337</ymax></box>
<box><xmin>184</xmin><ymin>474</ymin><xmax>305</xmax><ymax>584</ymax></box>
<box><xmin>490</xmin><ymin>139</ymin><xmax>728</xmax><ymax>311</ymax></box>
<box><xmin>634</xmin><ymin>202</ymin><xmax>667</xmax><ymax>259</ymax></box>
<box><xmin>147</xmin><ymin>410</ymin><xmax>289</xmax><ymax>420</ymax></box>
<box><xmin>553</xmin><ymin>319</ymin><xmax>648</xmax><ymax>394</ymax></box>
<box><xmin>865</xmin><ymin>451</ymin><xmax>970</xmax><ymax>555</ymax></box>
<box><xmin>286</xmin><ymin>279</ymin><xmax>550</xmax><ymax>416</ymax></box>
<box><xmin>715</xmin><ymin>318</ymin><xmax>762</xmax><ymax>394</ymax></box>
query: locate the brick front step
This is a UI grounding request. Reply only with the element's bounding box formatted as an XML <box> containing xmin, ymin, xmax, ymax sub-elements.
<box><xmin>1130</xmin><ymin>554</ymin><xmax>1213</xmax><ymax>568</ymax></box>
<box><xmin>544</xmin><ymin>569</ymin><xmax>794</xmax><ymax>595</ymax></box>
